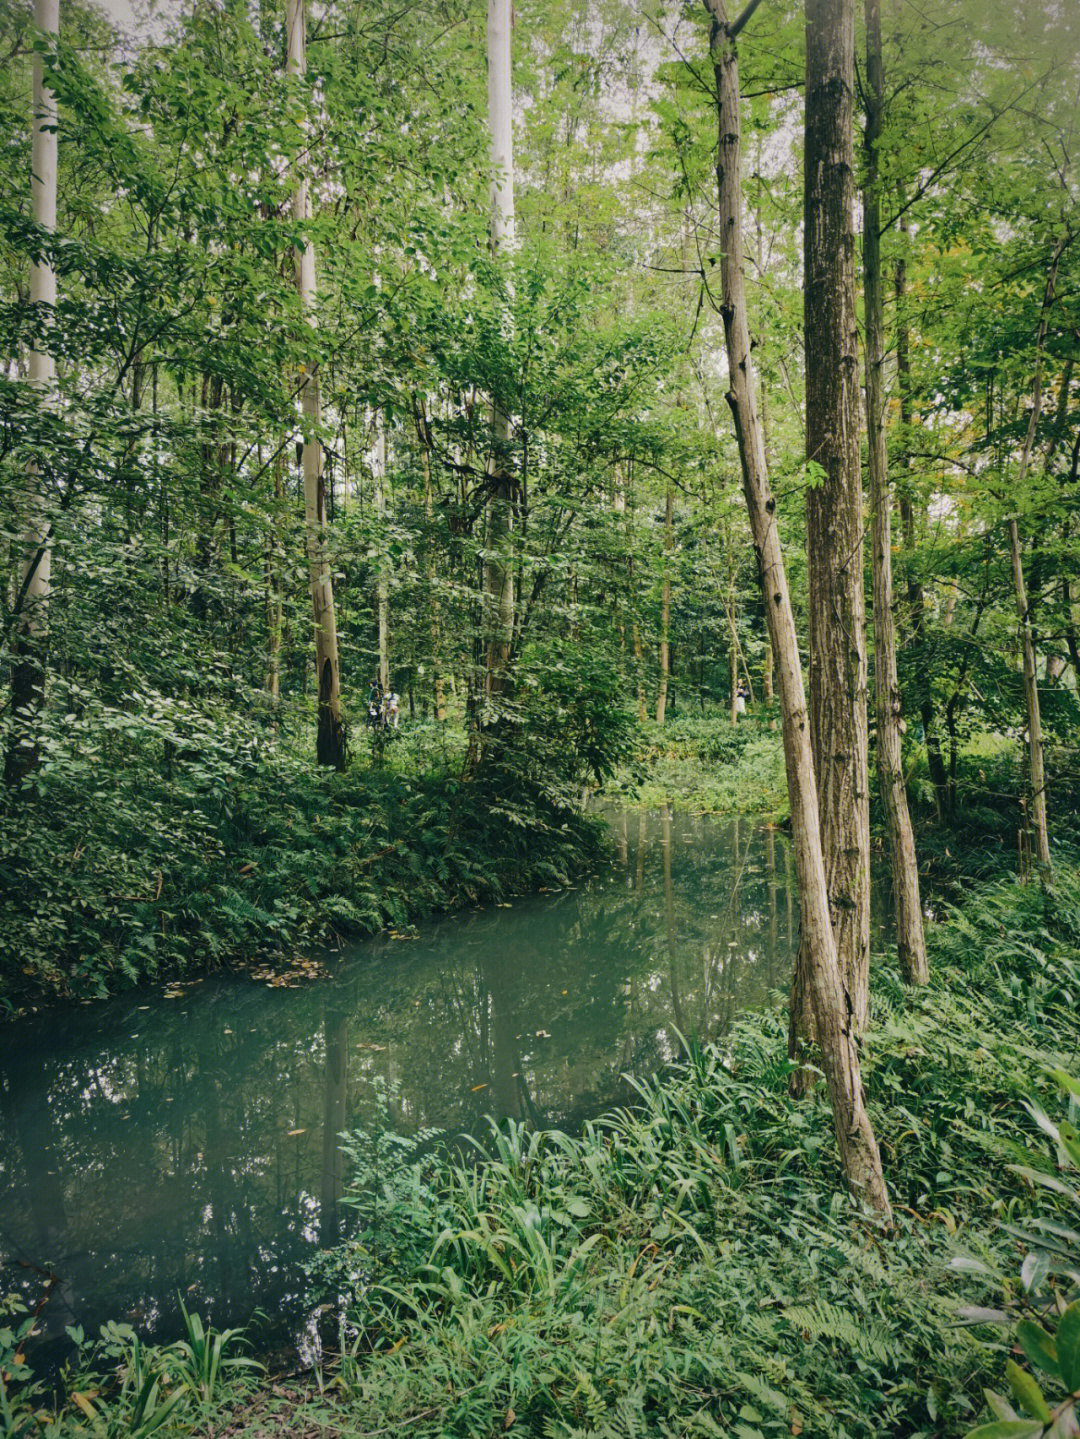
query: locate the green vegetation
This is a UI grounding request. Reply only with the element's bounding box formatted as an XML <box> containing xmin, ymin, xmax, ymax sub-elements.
<box><xmin>1</xmin><ymin>0</ymin><xmax>1079</xmax><ymax>1430</ymax></box>
<box><xmin>5</xmin><ymin>862</ymin><xmax>1079</xmax><ymax>1437</ymax></box>
<box><xmin>0</xmin><ymin>707</ymin><xmax>616</xmax><ymax>1012</ymax></box>
<box><xmin>614</xmin><ymin>714</ymin><xmax>789</xmax><ymax>819</ymax></box>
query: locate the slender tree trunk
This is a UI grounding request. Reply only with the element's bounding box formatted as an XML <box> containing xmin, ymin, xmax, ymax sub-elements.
<box><xmin>6</xmin><ymin>0</ymin><xmax>58</xmax><ymax>788</ymax></box>
<box><xmin>483</xmin><ymin>0</ymin><xmax>515</xmax><ymax>704</ymax></box>
<box><xmin>265</xmin><ymin>449</ymin><xmax>284</xmax><ymax>709</ymax></box>
<box><xmin>704</xmin><ymin>0</ymin><xmax>890</xmax><ymax>1219</ymax></box>
<box><xmin>758</xmin><ymin>386</ymin><xmax>777</xmax><ymax>724</ymax></box>
<box><xmin>373</xmin><ymin>412</ymin><xmax>390</xmax><ymax>693</ymax></box>
<box><xmin>287</xmin><ymin>0</ymin><xmax>346</xmax><ymax>770</ymax></box>
<box><xmin>633</xmin><ymin>616</ymin><xmax>647</xmax><ymax>723</ymax></box>
<box><xmin>862</xmin><ymin>0</ymin><xmax>927</xmax><ymax>985</ymax></box>
<box><xmin>417</xmin><ymin>403</ymin><xmax>447</xmax><ymax>721</ymax></box>
<box><xmin>895</xmin><ymin>236</ymin><xmax>947</xmax><ymax>817</ymax></box>
<box><xmin>793</xmin><ymin>0</ymin><xmax>871</xmax><ymax>1043</ymax></box>
<box><xmin>1008</xmin><ymin>238</ymin><xmax>1065</xmax><ymax>871</ymax></box>
<box><xmin>656</xmin><ymin>485</ymin><xmax>673</xmax><ymax>724</ymax></box>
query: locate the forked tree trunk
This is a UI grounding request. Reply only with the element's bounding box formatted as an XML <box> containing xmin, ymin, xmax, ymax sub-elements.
<box><xmin>6</xmin><ymin>0</ymin><xmax>59</xmax><ymax>788</ymax></box>
<box><xmin>656</xmin><ymin>485</ymin><xmax>673</xmax><ymax>724</ymax></box>
<box><xmin>483</xmin><ymin>0</ymin><xmax>516</xmax><ymax>703</ymax></box>
<box><xmin>287</xmin><ymin>0</ymin><xmax>346</xmax><ymax>770</ymax></box>
<box><xmin>703</xmin><ymin>0</ymin><xmax>891</xmax><ymax>1219</ymax></box>
<box><xmin>862</xmin><ymin>0</ymin><xmax>927</xmax><ymax>984</ymax></box>
<box><xmin>1008</xmin><ymin>238</ymin><xmax>1065</xmax><ymax>872</ymax></box>
<box><xmin>792</xmin><ymin>0</ymin><xmax>871</xmax><ymax>1045</ymax></box>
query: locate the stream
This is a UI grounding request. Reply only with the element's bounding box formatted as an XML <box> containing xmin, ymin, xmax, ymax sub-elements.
<box><xmin>0</xmin><ymin>807</ymin><xmax>797</xmax><ymax>1361</ymax></box>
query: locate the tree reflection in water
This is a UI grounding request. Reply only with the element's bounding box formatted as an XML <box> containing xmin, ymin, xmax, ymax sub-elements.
<box><xmin>0</xmin><ymin>810</ymin><xmax>794</xmax><ymax>1362</ymax></box>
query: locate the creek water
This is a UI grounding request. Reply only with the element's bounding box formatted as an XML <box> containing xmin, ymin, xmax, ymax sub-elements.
<box><xmin>0</xmin><ymin>808</ymin><xmax>797</xmax><ymax>1361</ymax></box>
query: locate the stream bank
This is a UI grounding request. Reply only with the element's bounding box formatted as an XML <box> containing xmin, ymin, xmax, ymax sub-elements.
<box><xmin>5</xmin><ymin>861</ymin><xmax>1080</xmax><ymax>1438</ymax></box>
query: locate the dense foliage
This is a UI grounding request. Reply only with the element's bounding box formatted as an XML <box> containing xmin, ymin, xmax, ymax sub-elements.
<box><xmin>1</xmin><ymin>0</ymin><xmax>1080</xmax><ymax>1432</ymax></box>
<box><xmin>4</xmin><ymin>864</ymin><xmax>1080</xmax><ymax>1436</ymax></box>
<box><xmin>2</xmin><ymin>0</ymin><xmax>1076</xmax><ymax>1005</ymax></box>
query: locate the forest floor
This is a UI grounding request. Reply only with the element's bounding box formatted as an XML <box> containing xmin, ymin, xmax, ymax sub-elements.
<box><xmin>7</xmin><ymin>820</ymin><xmax>1080</xmax><ymax>1437</ymax></box>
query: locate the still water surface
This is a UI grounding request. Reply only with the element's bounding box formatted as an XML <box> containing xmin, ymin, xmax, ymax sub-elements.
<box><xmin>0</xmin><ymin>809</ymin><xmax>795</xmax><ymax>1356</ymax></box>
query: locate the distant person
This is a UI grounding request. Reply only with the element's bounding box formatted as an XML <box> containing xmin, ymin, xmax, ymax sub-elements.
<box><xmin>387</xmin><ymin>690</ymin><xmax>400</xmax><ymax>729</ymax></box>
<box><xmin>367</xmin><ymin>676</ymin><xmax>383</xmax><ymax>729</ymax></box>
<box><xmin>735</xmin><ymin>680</ymin><xmax>748</xmax><ymax>719</ymax></box>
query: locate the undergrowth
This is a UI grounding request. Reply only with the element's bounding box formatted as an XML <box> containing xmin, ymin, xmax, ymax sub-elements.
<box><xmin>612</xmin><ymin>713</ymin><xmax>788</xmax><ymax>819</ymax></box>
<box><xmin>0</xmin><ymin>702</ymin><xmax>609</xmax><ymax>1012</ymax></box>
<box><xmin>8</xmin><ymin>862</ymin><xmax>1078</xmax><ymax>1438</ymax></box>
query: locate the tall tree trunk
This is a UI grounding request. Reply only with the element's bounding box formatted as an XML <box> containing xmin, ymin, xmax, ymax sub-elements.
<box><xmin>1008</xmin><ymin>238</ymin><xmax>1065</xmax><ymax>872</ymax></box>
<box><xmin>373</xmin><ymin>412</ymin><xmax>390</xmax><ymax>693</ymax></box>
<box><xmin>656</xmin><ymin>485</ymin><xmax>673</xmax><ymax>724</ymax></box>
<box><xmin>483</xmin><ymin>0</ymin><xmax>515</xmax><ymax>704</ymax></box>
<box><xmin>793</xmin><ymin>0</ymin><xmax>871</xmax><ymax>1041</ymax></box>
<box><xmin>895</xmin><ymin>236</ymin><xmax>947</xmax><ymax>817</ymax></box>
<box><xmin>416</xmin><ymin>400</ymin><xmax>447</xmax><ymax>721</ymax></box>
<box><xmin>6</xmin><ymin>0</ymin><xmax>59</xmax><ymax>788</ymax></box>
<box><xmin>287</xmin><ymin>0</ymin><xmax>346</xmax><ymax>770</ymax></box>
<box><xmin>862</xmin><ymin>0</ymin><xmax>927</xmax><ymax>985</ymax></box>
<box><xmin>703</xmin><ymin>0</ymin><xmax>891</xmax><ymax>1219</ymax></box>
<box><xmin>265</xmin><ymin>449</ymin><xmax>284</xmax><ymax>709</ymax></box>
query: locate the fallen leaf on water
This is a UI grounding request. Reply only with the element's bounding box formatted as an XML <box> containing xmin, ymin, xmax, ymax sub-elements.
<box><xmin>471</xmin><ymin>1083</ymin><xmax>488</xmax><ymax>1093</ymax></box>
<box><xmin>287</xmin><ymin>1129</ymin><xmax>306</xmax><ymax>1137</ymax></box>
<box><xmin>536</xmin><ymin>1029</ymin><xmax>551</xmax><ymax>1039</ymax></box>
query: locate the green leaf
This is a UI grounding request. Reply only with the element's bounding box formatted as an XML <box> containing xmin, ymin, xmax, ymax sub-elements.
<box><xmin>1058</xmin><ymin>1302</ymin><xmax>1080</xmax><ymax>1393</ymax></box>
<box><xmin>964</xmin><ymin>1422</ymin><xmax>1044</xmax><ymax>1439</ymax></box>
<box><xmin>1049</xmin><ymin>1070</ymin><xmax>1080</xmax><ymax>1102</ymax></box>
<box><xmin>1005</xmin><ymin>1360</ymin><xmax>1051</xmax><ymax>1423</ymax></box>
<box><xmin>1015</xmin><ymin>1321</ymin><xmax>1060</xmax><ymax>1380</ymax></box>
<box><xmin>984</xmin><ymin>1390</ymin><xmax>1020</xmax><ymax>1421</ymax></box>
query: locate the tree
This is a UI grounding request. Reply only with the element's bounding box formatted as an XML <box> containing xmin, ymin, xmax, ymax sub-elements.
<box><xmin>483</xmin><ymin>0</ymin><xmax>516</xmax><ymax>705</ymax></box>
<box><xmin>861</xmin><ymin>0</ymin><xmax>927</xmax><ymax>983</ymax></box>
<box><xmin>286</xmin><ymin>0</ymin><xmax>346</xmax><ymax>769</ymax></box>
<box><xmin>703</xmin><ymin>0</ymin><xmax>891</xmax><ymax>1219</ymax></box>
<box><xmin>791</xmin><ymin>0</ymin><xmax>871</xmax><ymax>1047</ymax></box>
<box><xmin>5</xmin><ymin>0</ymin><xmax>58</xmax><ymax>788</ymax></box>
<box><xmin>1007</xmin><ymin>237</ymin><xmax>1067</xmax><ymax>872</ymax></box>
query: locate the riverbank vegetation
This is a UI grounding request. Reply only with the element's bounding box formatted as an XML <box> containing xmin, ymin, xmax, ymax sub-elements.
<box><xmin>3</xmin><ymin>0</ymin><xmax>1080</xmax><ymax>1430</ymax></box>
<box><xmin>4</xmin><ymin>861</ymin><xmax>1080</xmax><ymax>1436</ymax></box>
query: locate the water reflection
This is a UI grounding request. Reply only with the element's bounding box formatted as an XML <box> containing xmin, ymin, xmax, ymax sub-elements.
<box><xmin>0</xmin><ymin>809</ymin><xmax>795</xmax><ymax>1357</ymax></box>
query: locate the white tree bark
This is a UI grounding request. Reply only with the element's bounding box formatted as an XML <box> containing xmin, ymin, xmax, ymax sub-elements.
<box><xmin>286</xmin><ymin>0</ymin><xmax>346</xmax><ymax>768</ymax></box>
<box><xmin>7</xmin><ymin>0</ymin><xmax>58</xmax><ymax>787</ymax></box>
<box><xmin>483</xmin><ymin>0</ymin><xmax>515</xmax><ymax>701</ymax></box>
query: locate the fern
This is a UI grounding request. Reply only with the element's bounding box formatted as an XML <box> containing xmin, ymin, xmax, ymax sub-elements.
<box><xmin>782</xmin><ymin>1302</ymin><xmax>894</xmax><ymax>1366</ymax></box>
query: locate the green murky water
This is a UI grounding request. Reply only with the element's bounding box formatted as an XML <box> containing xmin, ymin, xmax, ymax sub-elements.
<box><xmin>0</xmin><ymin>809</ymin><xmax>795</xmax><ymax>1359</ymax></box>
